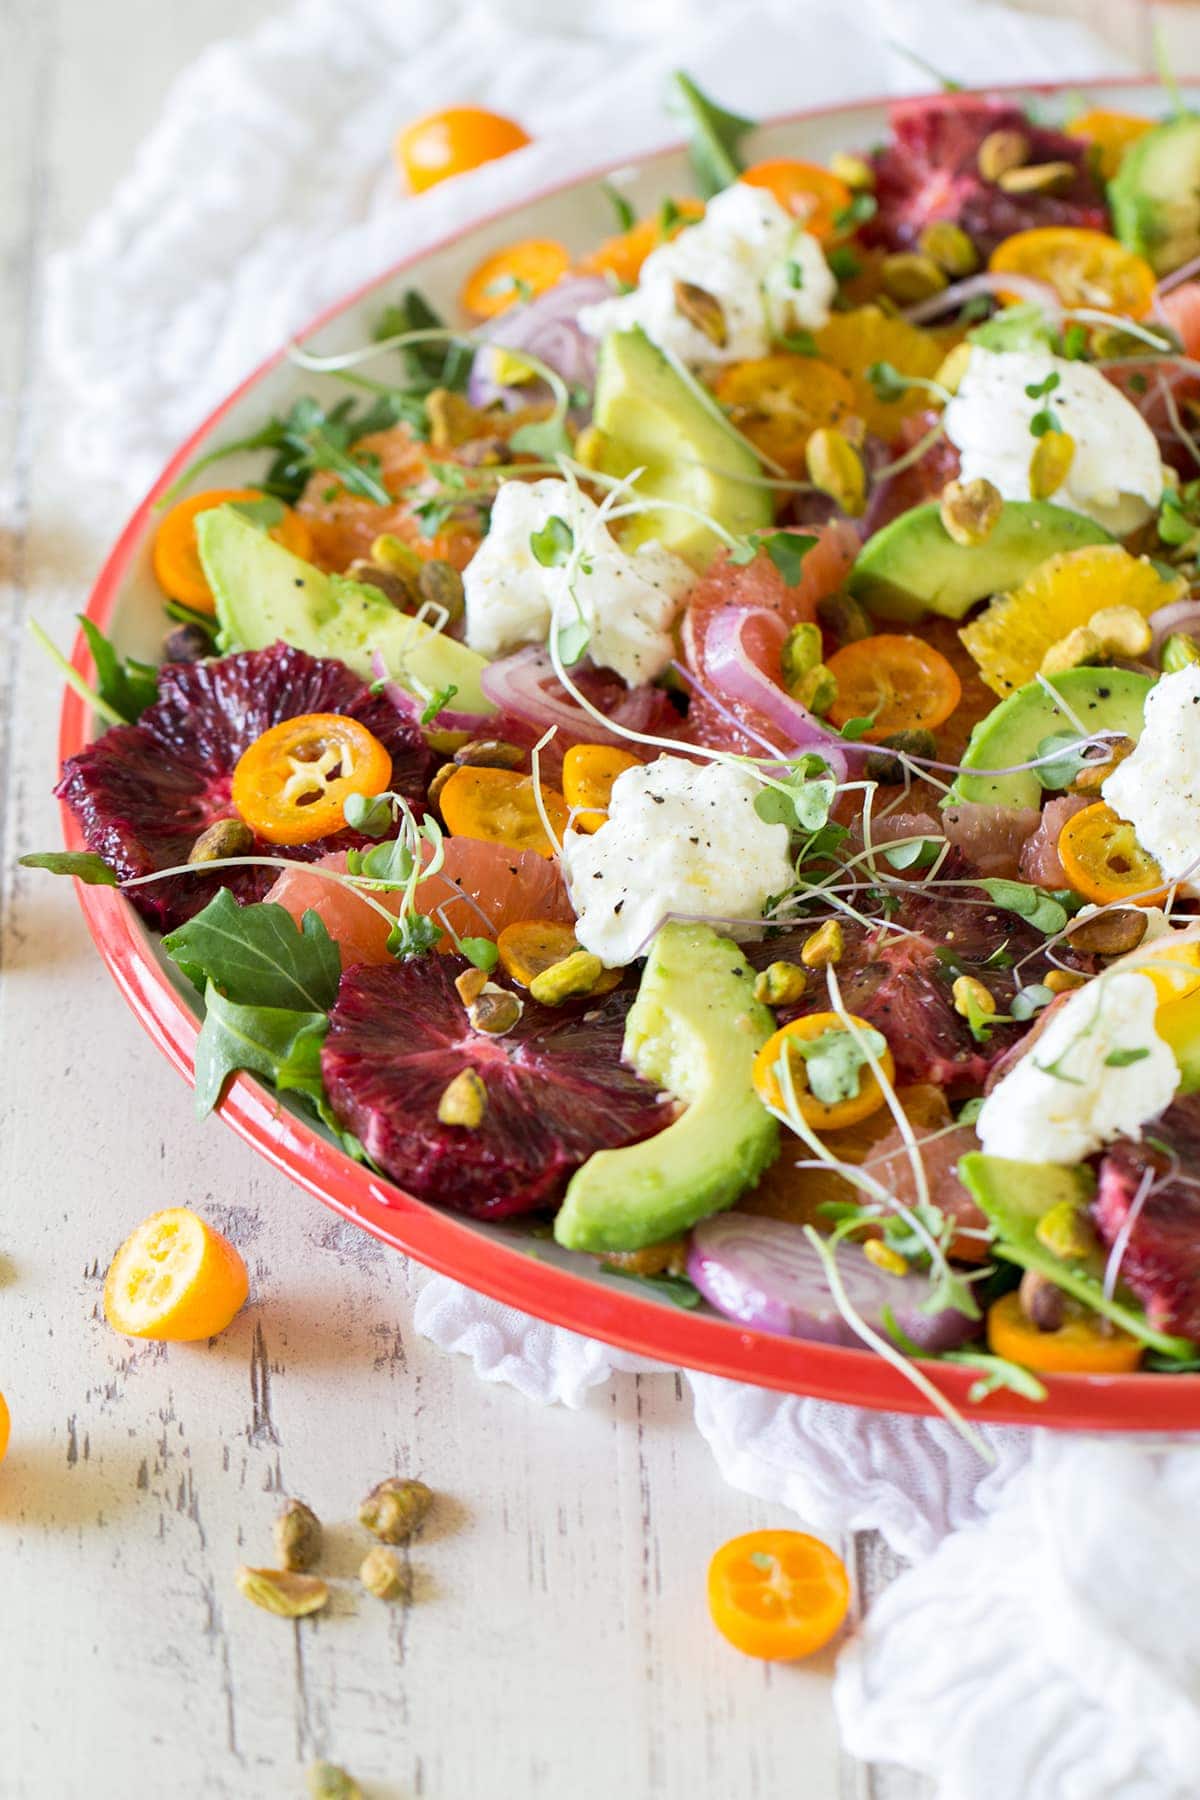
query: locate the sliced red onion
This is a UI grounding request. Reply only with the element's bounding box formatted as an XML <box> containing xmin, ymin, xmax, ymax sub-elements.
<box><xmin>369</xmin><ymin>649</ymin><xmax>494</xmax><ymax>733</ymax></box>
<box><xmin>467</xmin><ymin>276</ymin><xmax>610</xmax><ymax>412</ymax></box>
<box><xmin>903</xmin><ymin>270</ymin><xmax>1061</xmax><ymax>326</ymax></box>
<box><xmin>688</xmin><ymin>1215</ymin><xmax>978</xmax><ymax>1351</ymax></box>
<box><xmin>1148</xmin><ymin>598</ymin><xmax>1200</xmax><ymax>658</ymax></box>
<box><xmin>700</xmin><ymin>606</ymin><xmax>849</xmax><ymax>780</ymax></box>
<box><xmin>1155</xmin><ymin>255</ymin><xmax>1200</xmax><ymax>300</ymax></box>
<box><xmin>479</xmin><ymin>644</ymin><xmax>630</xmax><ymax>745</ymax></box>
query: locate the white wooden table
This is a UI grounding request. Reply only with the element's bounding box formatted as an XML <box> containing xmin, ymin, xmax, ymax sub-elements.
<box><xmin>0</xmin><ymin>2</ymin><xmax>1180</xmax><ymax>1795</ymax></box>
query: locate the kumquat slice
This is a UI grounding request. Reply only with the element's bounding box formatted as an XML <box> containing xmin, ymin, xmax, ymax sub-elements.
<box><xmin>231</xmin><ymin>713</ymin><xmax>393</xmax><ymax>847</ymax></box>
<box><xmin>1056</xmin><ymin>802</ymin><xmax>1168</xmax><ymax>908</ymax></box>
<box><xmin>561</xmin><ymin>744</ymin><xmax>641</xmax><ymax>834</ymax></box>
<box><xmin>824</xmin><ymin>635</ymin><xmax>962</xmax><ymax>741</ymax></box>
<box><xmin>461</xmin><ymin>238</ymin><xmax>572</xmax><ymax>319</ymax></box>
<box><xmin>752</xmin><ymin>1013</ymin><xmax>896</xmax><ymax>1132</ymax></box>
<box><xmin>708</xmin><ymin>1529</ymin><xmax>850</xmax><ymax>1661</ymax></box>
<box><xmin>153</xmin><ymin>489</ymin><xmax>312</xmax><ymax>615</ymax></box>
<box><xmin>986</xmin><ymin>1292</ymin><xmax>1144</xmax><ymax>1376</ymax></box>
<box><xmin>740</xmin><ymin>160</ymin><xmax>852</xmax><ymax>241</ymax></box>
<box><xmin>438</xmin><ymin>765</ymin><xmax>570</xmax><ymax>858</ymax></box>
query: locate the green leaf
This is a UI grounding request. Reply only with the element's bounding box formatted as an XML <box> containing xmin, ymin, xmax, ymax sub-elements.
<box><xmin>387</xmin><ymin>912</ymin><xmax>443</xmax><ymax>958</ymax></box>
<box><xmin>838</xmin><ymin>712</ymin><xmax>878</xmax><ymax>742</ymax></box>
<box><xmin>192</xmin><ymin>982</ymin><xmax>330</xmax><ymax>1117</ymax></box>
<box><xmin>968</xmin><ymin>302</ymin><xmax>1057</xmax><ymax>355</ymax></box>
<box><xmin>1035</xmin><ymin>730</ymin><xmax>1093</xmax><ymax>790</ymax></box>
<box><xmin>228</xmin><ymin>495</ymin><xmax>286</xmax><ymax>530</ymax></box>
<box><xmin>978</xmin><ymin>877</ymin><xmax>1074</xmax><ymax>937</ymax></box>
<box><xmin>601</xmin><ymin>181</ymin><xmax>635</xmax><ymax>232</ymax></box>
<box><xmin>604</xmin><ymin>1266</ymin><xmax>704</xmax><ymax>1310</ymax></box>
<box><xmin>342</xmin><ymin>791</ymin><xmax>395</xmax><ymax>837</ymax></box>
<box><xmin>420</xmin><ymin>682</ymin><xmax>459</xmax><ymax>725</ymax></box>
<box><xmin>831</xmin><ymin>192</ymin><xmax>877</xmax><ymax>233</ymax></box>
<box><xmin>665</xmin><ymin>70</ymin><xmax>754</xmax><ymax>198</ymax></box>
<box><xmin>826</xmin><ymin>246</ymin><xmax>862</xmax><ymax>283</ymax></box>
<box><xmin>762</xmin><ymin>531</ymin><xmax>816</xmax><ymax>586</ymax></box>
<box><xmin>883</xmin><ymin>838</ymin><xmax>941</xmax><ymax>871</ymax></box>
<box><xmin>19</xmin><ymin>850</ymin><xmax>118</xmax><ymax>886</ymax></box>
<box><xmin>530</xmin><ymin>515</ymin><xmax>574</xmax><ymax>567</ymax></box>
<box><xmin>775</xmin><ymin>329</ymin><xmax>818</xmax><ymax>356</ymax></box>
<box><xmin>510</xmin><ymin>414</ymin><xmax>573</xmax><ymax>460</ymax></box>
<box><xmin>458</xmin><ymin>937</ymin><xmax>500</xmax><ymax>972</ymax></box>
<box><xmin>786</xmin><ymin>1024</ymin><xmax>888</xmax><ymax>1106</ymax></box>
<box><xmin>374</xmin><ymin>288</ymin><xmax>471</xmax><ymax>392</ymax></box>
<box><xmin>866</xmin><ymin>359</ymin><xmax>910</xmax><ymax>403</ymax></box>
<box><xmin>1104</xmin><ymin>1046</ymin><xmax>1151</xmax><ymax>1068</ymax></box>
<box><xmin>753</xmin><ymin>787</ymin><xmax>796</xmax><ymax>826</ymax></box>
<box><xmin>1010</xmin><ymin>982</ymin><xmax>1053</xmax><ymax>1021</ymax></box>
<box><xmin>554</xmin><ymin>618</ymin><xmax>591</xmax><ymax>666</ymax></box>
<box><xmin>162</xmin><ymin>891</ymin><xmax>341</xmax><ymax>1012</ymax></box>
<box><xmin>164</xmin><ymin>599</ymin><xmax>220</xmax><ymax>643</ymax></box>
<box><xmin>346</xmin><ymin>835</ymin><xmax>416</xmax><ymax>887</ymax></box>
<box><xmin>78</xmin><ymin>617</ymin><xmax>159</xmax><ymax>723</ymax></box>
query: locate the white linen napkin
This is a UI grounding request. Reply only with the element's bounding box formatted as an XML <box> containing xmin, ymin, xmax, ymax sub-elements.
<box><xmin>51</xmin><ymin>2</ymin><xmax>1200</xmax><ymax>1792</ymax></box>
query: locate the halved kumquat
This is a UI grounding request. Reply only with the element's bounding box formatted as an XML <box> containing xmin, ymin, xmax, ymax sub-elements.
<box><xmin>439</xmin><ymin>765</ymin><xmax>569</xmax><ymax>858</ymax></box>
<box><xmin>1066</xmin><ymin>108</ymin><xmax>1152</xmax><ymax>181</ymax></box>
<box><xmin>497</xmin><ymin>918</ymin><xmax>620</xmax><ymax>993</ymax></box>
<box><xmin>561</xmin><ymin>743</ymin><xmax>640</xmax><ymax>833</ymax></box>
<box><xmin>825</xmin><ymin>635</ymin><xmax>962</xmax><ymax>740</ymax></box>
<box><xmin>988</xmin><ymin>227</ymin><xmax>1157</xmax><ymax>318</ymax></box>
<box><xmin>104</xmin><ymin>1209</ymin><xmax>249</xmax><ymax>1342</ymax></box>
<box><xmin>986</xmin><ymin>1291</ymin><xmax>1143</xmax><ymax>1375</ymax></box>
<box><xmin>395</xmin><ymin>106</ymin><xmax>530</xmax><ymax>194</ymax></box>
<box><xmin>753</xmin><ymin>1012</ymin><xmax>895</xmax><ymax>1131</ymax></box>
<box><xmin>740</xmin><ymin>160</ymin><xmax>851</xmax><ymax>241</ymax></box>
<box><xmin>461</xmin><ymin>238</ymin><xmax>572</xmax><ymax>319</ymax></box>
<box><xmin>1056</xmin><ymin>801</ymin><xmax>1168</xmax><ymax>908</ymax></box>
<box><xmin>153</xmin><ymin>489</ymin><xmax>312</xmax><ymax>615</ymax></box>
<box><xmin>714</xmin><ymin>355</ymin><xmax>858</xmax><ymax>477</ymax></box>
<box><xmin>231</xmin><ymin>713</ymin><xmax>393</xmax><ymax>846</ymax></box>
<box><xmin>708</xmin><ymin>1529</ymin><xmax>850</xmax><ymax>1661</ymax></box>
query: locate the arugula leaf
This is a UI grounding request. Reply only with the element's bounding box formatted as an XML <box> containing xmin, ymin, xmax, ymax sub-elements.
<box><xmin>19</xmin><ymin>850</ymin><xmax>118</xmax><ymax>886</ymax></box>
<box><xmin>374</xmin><ymin>288</ymin><xmax>471</xmax><ymax>393</ymax></box>
<box><xmin>164</xmin><ymin>599</ymin><xmax>220</xmax><ymax>644</ymax></box>
<box><xmin>666</xmin><ymin>70</ymin><xmax>754</xmax><ymax>198</ymax></box>
<box><xmin>78</xmin><ymin>617</ymin><xmax>159</xmax><ymax>723</ymax></box>
<box><xmin>165</xmin><ymin>393</ymin><xmax>409</xmax><ymax>508</ymax></box>
<box><xmin>604</xmin><ymin>1266</ymin><xmax>704</xmax><ymax>1310</ymax></box>
<box><xmin>530</xmin><ymin>515</ymin><xmax>574</xmax><ymax>567</ymax></box>
<box><xmin>192</xmin><ymin>984</ymin><xmax>330</xmax><ymax>1117</ymax></box>
<box><xmin>162</xmin><ymin>890</ymin><xmax>341</xmax><ymax>1012</ymax></box>
<box><xmin>601</xmin><ymin>181</ymin><xmax>636</xmax><ymax>232</ymax></box>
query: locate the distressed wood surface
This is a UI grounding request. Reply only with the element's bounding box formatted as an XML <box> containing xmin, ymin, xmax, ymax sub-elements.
<box><xmin>0</xmin><ymin>1</ymin><xmax>1171</xmax><ymax>1794</ymax></box>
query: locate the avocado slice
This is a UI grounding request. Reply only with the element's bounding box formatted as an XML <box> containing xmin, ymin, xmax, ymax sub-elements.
<box><xmin>958</xmin><ymin>1153</ymin><xmax>1194</xmax><ymax>1358</ymax></box>
<box><xmin>589</xmin><ymin>327</ymin><xmax>772</xmax><ymax>567</ymax></box>
<box><xmin>849</xmin><ymin>500</ymin><xmax>1112</xmax><ymax>623</ymax></box>
<box><xmin>553</xmin><ymin>922</ymin><xmax>779</xmax><ymax>1252</ymax></box>
<box><xmin>195</xmin><ymin>506</ymin><xmax>495</xmax><ymax>714</ymax></box>
<box><xmin>1110</xmin><ymin>113</ymin><xmax>1200</xmax><ymax>277</ymax></box>
<box><xmin>949</xmin><ymin>666</ymin><xmax>1153</xmax><ymax>809</ymax></box>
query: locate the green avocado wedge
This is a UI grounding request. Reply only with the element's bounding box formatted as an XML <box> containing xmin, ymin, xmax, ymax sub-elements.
<box><xmin>589</xmin><ymin>326</ymin><xmax>772</xmax><ymax>566</ymax></box>
<box><xmin>848</xmin><ymin>500</ymin><xmax>1112</xmax><ymax>623</ymax></box>
<box><xmin>958</xmin><ymin>1153</ymin><xmax>1195</xmax><ymax>1359</ymax></box>
<box><xmin>553</xmin><ymin>922</ymin><xmax>779</xmax><ymax>1253</ymax></box>
<box><xmin>195</xmin><ymin>505</ymin><xmax>495</xmax><ymax>714</ymax></box>
<box><xmin>1110</xmin><ymin>113</ymin><xmax>1200</xmax><ymax>277</ymax></box>
<box><xmin>949</xmin><ymin>666</ymin><xmax>1153</xmax><ymax>810</ymax></box>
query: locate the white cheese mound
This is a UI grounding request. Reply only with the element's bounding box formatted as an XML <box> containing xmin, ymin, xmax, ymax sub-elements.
<box><xmin>561</xmin><ymin>754</ymin><xmax>794</xmax><ymax>967</ymax></box>
<box><xmin>462</xmin><ymin>477</ymin><xmax>692</xmax><ymax>685</ymax></box>
<box><xmin>975</xmin><ymin>970</ymin><xmax>1179</xmax><ymax>1165</ymax></box>
<box><xmin>943</xmin><ymin>346</ymin><xmax>1163</xmax><ymax>534</ymax></box>
<box><xmin>1103</xmin><ymin>665</ymin><xmax>1200</xmax><ymax>885</ymax></box>
<box><xmin>577</xmin><ymin>182</ymin><xmax>836</xmax><ymax>368</ymax></box>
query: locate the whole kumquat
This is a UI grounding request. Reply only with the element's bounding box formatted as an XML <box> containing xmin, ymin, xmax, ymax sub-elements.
<box><xmin>103</xmin><ymin>1209</ymin><xmax>249</xmax><ymax>1342</ymax></box>
<box><xmin>986</xmin><ymin>1291</ymin><xmax>1144</xmax><ymax>1375</ymax></box>
<box><xmin>1056</xmin><ymin>802</ymin><xmax>1168</xmax><ymax>908</ymax></box>
<box><xmin>395</xmin><ymin>106</ymin><xmax>530</xmax><ymax>194</ymax></box>
<box><xmin>231</xmin><ymin>713</ymin><xmax>393</xmax><ymax>847</ymax></box>
<box><xmin>708</xmin><ymin>1529</ymin><xmax>850</xmax><ymax>1660</ymax></box>
<box><xmin>461</xmin><ymin>238</ymin><xmax>572</xmax><ymax>319</ymax></box>
<box><xmin>438</xmin><ymin>765</ymin><xmax>569</xmax><ymax>858</ymax></box>
<box><xmin>153</xmin><ymin>489</ymin><xmax>312</xmax><ymax>615</ymax></box>
<box><xmin>740</xmin><ymin>159</ymin><xmax>852</xmax><ymax>241</ymax></box>
<box><xmin>824</xmin><ymin>635</ymin><xmax>962</xmax><ymax>740</ymax></box>
<box><xmin>561</xmin><ymin>744</ymin><xmax>641</xmax><ymax>833</ymax></box>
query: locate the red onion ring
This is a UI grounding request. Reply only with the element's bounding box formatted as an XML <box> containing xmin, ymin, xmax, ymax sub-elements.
<box><xmin>480</xmin><ymin>644</ymin><xmax>638</xmax><ymax>746</ymax></box>
<box><xmin>1148</xmin><ymin>598</ymin><xmax>1200</xmax><ymax>658</ymax></box>
<box><xmin>466</xmin><ymin>276</ymin><xmax>610</xmax><ymax>411</ymax></box>
<box><xmin>903</xmin><ymin>269</ymin><xmax>1061</xmax><ymax>326</ymax></box>
<box><xmin>369</xmin><ymin>649</ymin><xmax>494</xmax><ymax>733</ymax></box>
<box><xmin>700</xmin><ymin>607</ymin><xmax>849</xmax><ymax>780</ymax></box>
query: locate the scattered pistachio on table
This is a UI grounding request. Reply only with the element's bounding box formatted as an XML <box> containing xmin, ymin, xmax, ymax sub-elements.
<box><xmin>274</xmin><ymin>1498</ymin><xmax>323</xmax><ymax>1573</ymax></box>
<box><xmin>360</xmin><ymin>1545</ymin><xmax>411</xmax><ymax>1602</ymax></box>
<box><xmin>236</xmin><ymin>1565</ymin><xmax>329</xmax><ymax>1618</ymax></box>
<box><xmin>306</xmin><ymin>1761</ymin><xmax>363</xmax><ymax>1800</ymax></box>
<box><xmin>359</xmin><ymin>1476</ymin><xmax>435</xmax><ymax>1544</ymax></box>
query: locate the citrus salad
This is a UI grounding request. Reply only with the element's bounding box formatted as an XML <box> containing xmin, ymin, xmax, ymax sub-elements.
<box><xmin>30</xmin><ymin>78</ymin><xmax>1200</xmax><ymax>1419</ymax></box>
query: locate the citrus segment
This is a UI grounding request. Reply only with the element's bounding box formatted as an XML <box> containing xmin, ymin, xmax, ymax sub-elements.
<box><xmin>708</xmin><ymin>1529</ymin><xmax>850</xmax><ymax>1660</ymax></box>
<box><xmin>103</xmin><ymin>1209</ymin><xmax>249</xmax><ymax>1342</ymax></box>
<box><xmin>813</xmin><ymin>306</ymin><xmax>959</xmax><ymax>436</ymax></box>
<box><xmin>958</xmin><ymin>546</ymin><xmax>1185</xmax><ymax>698</ymax></box>
<box><xmin>439</xmin><ymin>765</ymin><xmax>569</xmax><ymax>858</ymax></box>
<box><xmin>986</xmin><ymin>1290</ymin><xmax>1143</xmax><ymax>1374</ymax></box>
